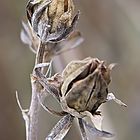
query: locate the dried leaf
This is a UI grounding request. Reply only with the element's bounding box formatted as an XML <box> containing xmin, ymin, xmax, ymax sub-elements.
<box><xmin>46</xmin><ymin>114</ymin><xmax>74</xmax><ymax>140</ymax></box>
<box><xmin>82</xmin><ymin>119</ymin><xmax>114</xmax><ymax>138</ymax></box>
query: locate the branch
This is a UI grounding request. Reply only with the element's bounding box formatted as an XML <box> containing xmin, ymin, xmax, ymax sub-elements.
<box><xmin>28</xmin><ymin>41</ymin><xmax>51</xmax><ymax>140</ymax></box>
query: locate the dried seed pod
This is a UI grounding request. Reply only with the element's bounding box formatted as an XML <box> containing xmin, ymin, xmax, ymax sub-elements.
<box><xmin>26</xmin><ymin>0</ymin><xmax>79</xmax><ymax>42</ymax></box>
<box><xmin>61</xmin><ymin>57</ymin><xmax>113</xmax><ymax>114</ymax></box>
<box><xmin>35</xmin><ymin>57</ymin><xmax>126</xmax><ymax>137</ymax></box>
<box><xmin>35</xmin><ymin>57</ymin><xmax>126</xmax><ymax>116</ymax></box>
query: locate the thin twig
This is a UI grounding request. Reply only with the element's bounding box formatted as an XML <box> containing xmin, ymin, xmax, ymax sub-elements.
<box><xmin>28</xmin><ymin>78</ymin><xmax>42</xmax><ymax>140</ymax></box>
<box><xmin>16</xmin><ymin>91</ymin><xmax>30</xmax><ymax>140</ymax></box>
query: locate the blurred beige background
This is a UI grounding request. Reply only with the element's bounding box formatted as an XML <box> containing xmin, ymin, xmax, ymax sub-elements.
<box><xmin>0</xmin><ymin>0</ymin><xmax>140</xmax><ymax>140</ymax></box>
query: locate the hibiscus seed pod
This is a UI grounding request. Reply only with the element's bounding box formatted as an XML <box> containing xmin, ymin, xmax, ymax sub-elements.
<box><xmin>26</xmin><ymin>0</ymin><xmax>79</xmax><ymax>42</ymax></box>
<box><xmin>61</xmin><ymin>57</ymin><xmax>113</xmax><ymax>114</ymax></box>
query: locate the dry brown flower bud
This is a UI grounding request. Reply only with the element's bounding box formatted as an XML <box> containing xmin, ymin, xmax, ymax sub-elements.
<box><xmin>35</xmin><ymin>57</ymin><xmax>126</xmax><ymax>136</ymax></box>
<box><xmin>26</xmin><ymin>0</ymin><xmax>79</xmax><ymax>42</ymax></box>
<box><xmin>61</xmin><ymin>57</ymin><xmax>113</xmax><ymax>114</ymax></box>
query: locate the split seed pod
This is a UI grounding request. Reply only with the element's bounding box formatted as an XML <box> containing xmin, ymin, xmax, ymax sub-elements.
<box><xmin>26</xmin><ymin>0</ymin><xmax>79</xmax><ymax>42</ymax></box>
<box><xmin>35</xmin><ymin>57</ymin><xmax>126</xmax><ymax>136</ymax></box>
<box><xmin>60</xmin><ymin>57</ymin><xmax>113</xmax><ymax>114</ymax></box>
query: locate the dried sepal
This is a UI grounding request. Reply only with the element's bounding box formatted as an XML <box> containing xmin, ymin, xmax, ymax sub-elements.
<box><xmin>34</xmin><ymin>62</ymin><xmax>67</xmax><ymax>116</ymax></box>
<box><xmin>37</xmin><ymin>93</ymin><xmax>67</xmax><ymax>116</ymax></box>
<box><xmin>26</xmin><ymin>0</ymin><xmax>48</xmax><ymax>24</ymax></box>
<box><xmin>46</xmin><ymin>114</ymin><xmax>74</xmax><ymax>140</ymax></box>
<box><xmin>82</xmin><ymin>119</ymin><xmax>114</xmax><ymax>138</ymax></box>
<box><xmin>20</xmin><ymin>22</ymin><xmax>32</xmax><ymax>47</ymax></box>
<box><xmin>31</xmin><ymin>0</ymin><xmax>51</xmax><ymax>39</ymax></box>
<box><xmin>54</xmin><ymin>31</ymin><xmax>84</xmax><ymax>55</ymax></box>
<box><xmin>34</xmin><ymin>69</ymin><xmax>62</xmax><ymax>102</ymax></box>
<box><xmin>49</xmin><ymin>31</ymin><xmax>83</xmax><ymax>56</ymax></box>
<box><xmin>21</xmin><ymin>23</ymin><xmax>83</xmax><ymax>57</ymax></box>
<box><xmin>35</xmin><ymin>62</ymin><xmax>50</xmax><ymax>69</ymax></box>
<box><xmin>20</xmin><ymin>21</ymin><xmax>39</xmax><ymax>53</ymax></box>
<box><xmin>107</xmin><ymin>92</ymin><xmax>127</xmax><ymax>107</ymax></box>
<box><xmin>78</xmin><ymin>118</ymin><xmax>88</xmax><ymax>140</ymax></box>
<box><xmin>81</xmin><ymin>111</ymin><xmax>103</xmax><ymax>131</ymax></box>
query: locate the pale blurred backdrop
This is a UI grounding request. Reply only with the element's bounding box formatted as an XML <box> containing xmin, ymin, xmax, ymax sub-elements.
<box><xmin>0</xmin><ymin>0</ymin><xmax>140</xmax><ymax>140</ymax></box>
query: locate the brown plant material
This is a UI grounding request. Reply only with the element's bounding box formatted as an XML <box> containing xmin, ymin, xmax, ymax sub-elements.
<box><xmin>18</xmin><ymin>0</ymin><xmax>127</xmax><ymax>140</ymax></box>
<box><xmin>61</xmin><ymin>57</ymin><xmax>112</xmax><ymax>113</ymax></box>
<box><xmin>21</xmin><ymin>21</ymin><xmax>83</xmax><ymax>55</ymax></box>
<box><xmin>35</xmin><ymin>57</ymin><xmax>127</xmax><ymax>139</ymax></box>
<box><xmin>19</xmin><ymin>1</ymin><xmax>83</xmax><ymax>140</ymax></box>
<box><xmin>26</xmin><ymin>0</ymin><xmax>79</xmax><ymax>42</ymax></box>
